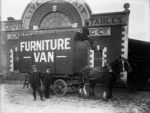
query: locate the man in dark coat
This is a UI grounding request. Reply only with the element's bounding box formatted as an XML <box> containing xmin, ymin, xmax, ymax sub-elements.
<box><xmin>81</xmin><ymin>21</ymin><xmax>90</xmax><ymax>40</ymax></box>
<box><xmin>81</xmin><ymin>21</ymin><xmax>95</xmax><ymax>50</ymax></box>
<box><xmin>29</xmin><ymin>65</ymin><xmax>44</xmax><ymax>101</ymax></box>
<box><xmin>43</xmin><ymin>66</ymin><xmax>53</xmax><ymax>98</ymax></box>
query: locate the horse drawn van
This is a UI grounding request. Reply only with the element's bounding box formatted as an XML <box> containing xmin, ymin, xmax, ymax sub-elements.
<box><xmin>0</xmin><ymin>0</ymin><xmax>131</xmax><ymax>97</ymax></box>
<box><xmin>21</xmin><ymin>29</ymin><xmax>89</xmax><ymax>96</ymax></box>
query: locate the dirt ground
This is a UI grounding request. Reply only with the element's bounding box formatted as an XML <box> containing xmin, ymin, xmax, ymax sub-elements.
<box><xmin>0</xmin><ymin>81</ymin><xmax>150</xmax><ymax>113</ymax></box>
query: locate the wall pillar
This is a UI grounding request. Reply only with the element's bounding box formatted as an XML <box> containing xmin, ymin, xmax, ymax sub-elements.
<box><xmin>0</xmin><ymin>32</ymin><xmax>8</xmax><ymax>79</ymax></box>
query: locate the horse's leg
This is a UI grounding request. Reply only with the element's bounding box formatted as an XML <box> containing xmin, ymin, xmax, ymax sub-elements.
<box><xmin>89</xmin><ymin>83</ymin><xmax>92</xmax><ymax>96</ymax></box>
<box><xmin>79</xmin><ymin>71</ymin><xmax>85</xmax><ymax>97</ymax></box>
<box><xmin>107</xmin><ymin>82</ymin><xmax>113</xmax><ymax>99</ymax></box>
<box><xmin>79</xmin><ymin>83</ymin><xmax>84</xmax><ymax>97</ymax></box>
<box><xmin>106</xmin><ymin>77</ymin><xmax>114</xmax><ymax>99</ymax></box>
<box><xmin>91</xmin><ymin>83</ymin><xmax>96</xmax><ymax>96</ymax></box>
<box><xmin>103</xmin><ymin>79</ymin><xmax>109</xmax><ymax>100</ymax></box>
<box><xmin>83</xmin><ymin>83</ymin><xmax>88</xmax><ymax>97</ymax></box>
<box><xmin>103</xmin><ymin>84</ymin><xmax>111</xmax><ymax>100</ymax></box>
<box><xmin>103</xmin><ymin>74</ymin><xmax>113</xmax><ymax>100</ymax></box>
<box><xmin>103</xmin><ymin>89</ymin><xmax>108</xmax><ymax>100</ymax></box>
<box><xmin>89</xmin><ymin>83</ymin><xmax>95</xmax><ymax>96</ymax></box>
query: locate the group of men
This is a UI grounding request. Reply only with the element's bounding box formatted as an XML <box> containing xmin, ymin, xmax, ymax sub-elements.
<box><xmin>28</xmin><ymin>65</ymin><xmax>53</xmax><ymax>101</ymax></box>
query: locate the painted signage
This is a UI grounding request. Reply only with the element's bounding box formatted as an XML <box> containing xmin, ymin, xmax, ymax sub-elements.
<box><xmin>1</xmin><ymin>22</ymin><xmax>24</xmax><ymax>31</ymax></box>
<box><xmin>7</xmin><ymin>30</ymin><xmax>56</xmax><ymax>40</ymax></box>
<box><xmin>89</xmin><ymin>27</ymin><xmax>110</xmax><ymax>36</ymax></box>
<box><xmin>88</xmin><ymin>14</ymin><xmax>128</xmax><ymax>26</ymax></box>
<box><xmin>7</xmin><ymin>32</ymin><xmax>20</xmax><ymax>40</ymax></box>
<box><xmin>20</xmin><ymin>38</ymin><xmax>71</xmax><ymax>63</ymax></box>
<box><xmin>7</xmin><ymin>29</ymin><xmax>79</xmax><ymax>40</ymax></box>
<box><xmin>22</xmin><ymin>0</ymin><xmax>90</xmax><ymax>29</ymax></box>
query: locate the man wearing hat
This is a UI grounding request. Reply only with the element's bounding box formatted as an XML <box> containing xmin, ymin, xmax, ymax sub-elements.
<box><xmin>29</xmin><ymin>65</ymin><xmax>44</xmax><ymax>101</ymax></box>
<box><xmin>42</xmin><ymin>66</ymin><xmax>53</xmax><ymax>99</ymax></box>
<box><xmin>81</xmin><ymin>21</ymin><xmax>95</xmax><ymax>50</ymax></box>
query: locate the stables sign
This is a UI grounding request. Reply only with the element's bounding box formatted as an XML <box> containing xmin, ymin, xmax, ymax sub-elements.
<box><xmin>20</xmin><ymin>38</ymin><xmax>71</xmax><ymax>63</ymax></box>
<box><xmin>87</xmin><ymin>13</ymin><xmax>129</xmax><ymax>26</ymax></box>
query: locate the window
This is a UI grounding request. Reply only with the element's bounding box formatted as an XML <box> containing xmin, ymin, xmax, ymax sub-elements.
<box><xmin>14</xmin><ymin>52</ymin><xmax>20</xmax><ymax>71</ymax></box>
<box><xmin>40</xmin><ymin>12</ymin><xmax>72</xmax><ymax>29</ymax></box>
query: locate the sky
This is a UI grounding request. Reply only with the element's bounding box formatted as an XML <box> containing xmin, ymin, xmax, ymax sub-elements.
<box><xmin>1</xmin><ymin>0</ymin><xmax>150</xmax><ymax>42</ymax></box>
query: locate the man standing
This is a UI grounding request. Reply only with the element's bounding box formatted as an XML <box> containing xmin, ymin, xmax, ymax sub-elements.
<box><xmin>29</xmin><ymin>65</ymin><xmax>44</xmax><ymax>101</ymax></box>
<box><xmin>43</xmin><ymin>66</ymin><xmax>53</xmax><ymax>99</ymax></box>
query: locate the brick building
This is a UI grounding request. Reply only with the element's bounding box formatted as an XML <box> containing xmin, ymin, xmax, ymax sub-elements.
<box><xmin>0</xmin><ymin>0</ymin><xmax>130</xmax><ymax>81</ymax></box>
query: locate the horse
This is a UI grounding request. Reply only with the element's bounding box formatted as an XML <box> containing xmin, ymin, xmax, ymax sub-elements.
<box><xmin>78</xmin><ymin>57</ymin><xmax>132</xmax><ymax>100</ymax></box>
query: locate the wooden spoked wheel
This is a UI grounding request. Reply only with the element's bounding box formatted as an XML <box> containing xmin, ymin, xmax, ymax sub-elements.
<box><xmin>53</xmin><ymin>79</ymin><xmax>67</xmax><ymax>96</ymax></box>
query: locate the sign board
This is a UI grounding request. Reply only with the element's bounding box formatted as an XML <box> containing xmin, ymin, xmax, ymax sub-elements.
<box><xmin>89</xmin><ymin>27</ymin><xmax>111</xmax><ymax>36</ymax></box>
<box><xmin>87</xmin><ymin>13</ymin><xmax>129</xmax><ymax>26</ymax></box>
<box><xmin>7</xmin><ymin>30</ymin><xmax>56</xmax><ymax>40</ymax></box>
<box><xmin>1</xmin><ymin>22</ymin><xmax>24</xmax><ymax>31</ymax></box>
<box><xmin>7</xmin><ymin>32</ymin><xmax>20</xmax><ymax>40</ymax></box>
<box><xmin>19</xmin><ymin>31</ymin><xmax>75</xmax><ymax>73</ymax></box>
<box><xmin>20</xmin><ymin>38</ymin><xmax>71</xmax><ymax>63</ymax></box>
<box><xmin>7</xmin><ymin>29</ymin><xmax>79</xmax><ymax>40</ymax></box>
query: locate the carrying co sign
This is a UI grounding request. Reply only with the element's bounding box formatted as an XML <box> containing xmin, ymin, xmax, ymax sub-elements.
<box><xmin>89</xmin><ymin>27</ymin><xmax>111</xmax><ymax>36</ymax></box>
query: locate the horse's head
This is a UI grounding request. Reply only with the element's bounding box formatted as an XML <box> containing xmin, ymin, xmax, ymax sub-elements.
<box><xmin>118</xmin><ymin>57</ymin><xmax>132</xmax><ymax>73</ymax></box>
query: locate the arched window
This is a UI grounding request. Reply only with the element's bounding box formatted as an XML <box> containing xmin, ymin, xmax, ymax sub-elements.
<box><xmin>40</xmin><ymin>12</ymin><xmax>72</xmax><ymax>29</ymax></box>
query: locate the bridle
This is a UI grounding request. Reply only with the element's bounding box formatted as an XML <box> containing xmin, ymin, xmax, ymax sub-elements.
<box><xmin>122</xmin><ymin>59</ymin><xmax>125</xmax><ymax>72</ymax></box>
<box><xmin>118</xmin><ymin>58</ymin><xmax>125</xmax><ymax>72</ymax></box>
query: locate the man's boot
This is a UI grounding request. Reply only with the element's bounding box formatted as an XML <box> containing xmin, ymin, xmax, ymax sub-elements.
<box><xmin>41</xmin><ymin>95</ymin><xmax>45</xmax><ymax>101</ymax></box>
<box><xmin>33</xmin><ymin>97</ymin><xmax>36</xmax><ymax>101</ymax></box>
<box><xmin>88</xmin><ymin>38</ymin><xmax>96</xmax><ymax>50</ymax></box>
<box><xmin>41</xmin><ymin>98</ymin><xmax>45</xmax><ymax>101</ymax></box>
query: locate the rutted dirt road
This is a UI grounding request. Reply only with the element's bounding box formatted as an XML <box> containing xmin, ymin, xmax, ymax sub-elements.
<box><xmin>0</xmin><ymin>82</ymin><xmax>150</xmax><ymax>113</ymax></box>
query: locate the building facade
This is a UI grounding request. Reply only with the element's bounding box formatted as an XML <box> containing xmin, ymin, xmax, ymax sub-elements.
<box><xmin>0</xmin><ymin>0</ymin><xmax>130</xmax><ymax>81</ymax></box>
